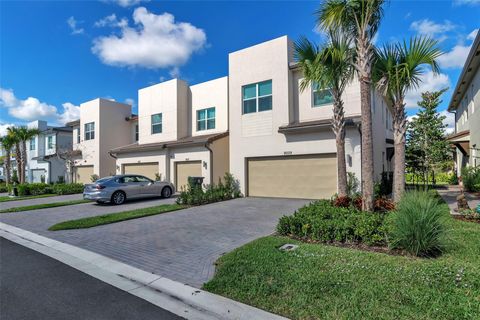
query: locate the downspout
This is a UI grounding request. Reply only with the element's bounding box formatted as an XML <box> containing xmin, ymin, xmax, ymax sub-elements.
<box><xmin>205</xmin><ymin>141</ymin><xmax>213</xmax><ymax>185</ymax></box>
<box><xmin>108</xmin><ymin>151</ymin><xmax>118</xmax><ymax>175</ymax></box>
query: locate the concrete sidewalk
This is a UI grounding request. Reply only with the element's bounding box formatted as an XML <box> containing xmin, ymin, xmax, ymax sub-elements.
<box><xmin>436</xmin><ymin>185</ymin><xmax>480</xmax><ymax>213</ymax></box>
<box><xmin>0</xmin><ymin>193</ymin><xmax>83</xmax><ymax>210</ymax></box>
<box><xmin>0</xmin><ymin>222</ymin><xmax>288</xmax><ymax>320</ymax></box>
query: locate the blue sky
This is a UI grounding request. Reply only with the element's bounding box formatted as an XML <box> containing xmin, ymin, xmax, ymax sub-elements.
<box><xmin>1</xmin><ymin>0</ymin><xmax>479</xmax><ymax>134</ymax></box>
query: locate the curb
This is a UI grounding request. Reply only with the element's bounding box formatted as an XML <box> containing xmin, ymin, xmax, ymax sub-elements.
<box><xmin>0</xmin><ymin>222</ymin><xmax>288</xmax><ymax>320</ymax></box>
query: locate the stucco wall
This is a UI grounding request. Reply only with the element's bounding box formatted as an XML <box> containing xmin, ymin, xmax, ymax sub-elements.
<box><xmin>211</xmin><ymin>135</ymin><xmax>230</xmax><ymax>183</ymax></box>
<box><xmin>190</xmin><ymin>76</ymin><xmax>229</xmax><ymax>137</ymax></box>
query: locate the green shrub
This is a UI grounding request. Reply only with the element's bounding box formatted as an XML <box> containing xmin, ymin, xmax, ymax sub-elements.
<box><xmin>28</xmin><ymin>183</ymin><xmax>53</xmax><ymax>195</ymax></box>
<box><xmin>277</xmin><ymin>200</ymin><xmax>387</xmax><ymax>246</ymax></box>
<box><xmin>387</xmin><ymin>191</ymin><xmax>449</xmax><ymax>257</ymax></box>
<box><xmin>53</xmin><ymin>183</ymin><xmax>84</xmax><ymax>195</ymax></box>
<box><xmin>176</xmin><ymin>173</ymin><xmax>242</xmax><ymax>206</ymax></box>
<box><xmin>461</xmin><ymin>166</ymin><xmax>480</xmax><ymax>192</ymax></box>
<box><xmin>0</xmin><ymin>183</ymin><xmax>7</xmax><ymax>193</ymax></box>
<box><xmin>17</xmin><ymin>183</ymin><xmax>30</xmax><ymax>196</ymax></box>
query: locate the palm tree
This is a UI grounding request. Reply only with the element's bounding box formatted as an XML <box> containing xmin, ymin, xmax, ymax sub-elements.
<box><xmin>295</xmin><ymin>31</ymin><xmax>355</xmax><ymax>197</ymax></box>
<box><xmin>373</xmin><ymin>36</ymin><xmax>441</xmax><ymax>202</ymax></box>
<box><xmin>0</xmin><ymin>134</ymin><xmax>16</xmax><ymax>185</ymax></box>
<box><xmin>317</xmin><ymin>0</ymin><xmax>385</xmax><ymax>211</ymax></box>
<box><xmin>7</xmin><ymin>127</ymin><xmax>22</xmax><ymax>183</ymax></box>
<box><xmin>16</xmin><ymin>127</ymin><xmax>40</xmax><ymax>183</ymax></box>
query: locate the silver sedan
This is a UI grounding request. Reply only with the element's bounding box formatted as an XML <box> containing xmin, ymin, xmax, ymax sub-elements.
<box><xmin>83</xmin><ymin>175</ymin><xmax>175</xmax><ymax>205</ymax></box>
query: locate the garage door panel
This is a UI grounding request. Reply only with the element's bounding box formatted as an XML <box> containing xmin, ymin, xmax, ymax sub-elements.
<box><xmin>75</xmin><ymin>166</ymin><xmax>94</xmax><ymax>184</ymax></box>
<box><xmin>123</xmin><ymin>163</ymin><xmax>158</xmax><ymax>180</ymax></box>
<box><xmin>248</xmin><ymin>154</ymin><xmax>337</xmax><ymax>199</ymax></box>
<box><xmin>175</xmin><ymin>161</ymin><xmax>202</xmax><ymax>191</ymax></box>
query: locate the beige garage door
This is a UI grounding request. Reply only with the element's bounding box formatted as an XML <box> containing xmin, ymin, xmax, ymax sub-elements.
<box><xmin>175</xmin><ymin>161</ymin><xmax>202</xmax><ymax>191</ymax></box>
<box><xmin>122</xmin><ymin>163</ymin><xmax>158</xmax><ymax>180</ymax></box>
<box><xmin>247</xmin><ymin>154</ymin><xmax>337</xmax><ymax>199</ymax></box>
<box><xmin>75</xmin><ymin>166</ymin><xmax>94</xmax><ymax>184</ymax></box>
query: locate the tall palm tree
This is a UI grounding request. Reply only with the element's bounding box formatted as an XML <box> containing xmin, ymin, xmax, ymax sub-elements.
<box><xmin>7</xmin><ymin>127</ymin><xmax>22</xmax><ymax>183</ymax></box>
<box><xmin>317</xmin><ymin>0</ymin><xmax>385</xmax><ymax>211</ymax></box>
<box><xmin>373</xmin><ymin>36</ymin><xmax>441</xmax><ymax>202</ymax></box>
<box><xmin>16</xmin><ymin>127</ymin><xmax>40</xmax><ymax>183</ymax></box>
<box><xmin>0</xmin><ymin>134</ymin><xmax>16</xmax><ymax>185</ymax></box>
<box><xmin>295</xmin><ymin>31</ymin><xmax>355</xmax><ymax>197</ymax></box>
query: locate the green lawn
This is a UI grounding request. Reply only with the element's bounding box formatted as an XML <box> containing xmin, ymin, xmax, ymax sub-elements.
<box><xmin>0</xmin><ymin>200</ymin><xmax>90</xmax><ymax>213</ymax></box>
<box><xmin>204</xmin><ymin>200</ymin><xmax>480</xmax><ymax>319</ymax></box>
<box><xmin>0</xmin><ymin>194</ymin><xmax>58</xmax><ymax>202</ymax></box>
<box><xmin>49</xmin><ymin>204</ymin><xmax>186</xmax><ymax>230</ymax></box>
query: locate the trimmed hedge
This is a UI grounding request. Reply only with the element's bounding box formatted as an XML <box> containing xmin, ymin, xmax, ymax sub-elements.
<box><xmin>10</xmin><ymin>183</ymin><xmax>84</xmax><ymax>196</ymax></box>
<box><xmin>277</xmin><ymin>200</ymin><xmax>387</xmax><ymax>246</ymax></box>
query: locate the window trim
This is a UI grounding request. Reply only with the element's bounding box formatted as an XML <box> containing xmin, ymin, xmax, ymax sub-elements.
<box><xmin>196</xmin><ymin>107</ymin><xmax>216</xmax><ymax>131</ymax></box>
<box><xmin>242</xmin><ymin>80</ymin><xmax>272</xmax><ymax>114</ymax></box>
<box><xmin>151</xmin><ymin>113</ymin><xmax>162</xmax><ymax>135</ymax></box>
<box><xmin>47</xmin><ymin>135</ymin><xmax>54</xmax><ymax>150</ymax></box>
<box><xmin>135</xmin><ymin>124</ymin><xmax>139</xmax><ymax>141</ymax></box>
<box><xmin>76</xmin><ymin>128</ymin><xmax>80</xmax><ymax>144</ymax></box>
<box><xmin>312</xmin><ymin>84</ymin><xmax>334</xmax><ymax>107</ymax></box>
<box><xmin>84</xmin><ymin>122</ymin><xmax>95</xmax><ymax>141</ymax></box>
<box><xmin>29</xmin><ymin>138</ymin><xmax>36</xmax><ymax>151</ymax></box>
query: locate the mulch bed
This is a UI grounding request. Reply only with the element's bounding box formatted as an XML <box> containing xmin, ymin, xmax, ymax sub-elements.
<box><xmin>452</xmin><ymin>215</ymin><xmax>480</xmax><ymax>224</ymax></box>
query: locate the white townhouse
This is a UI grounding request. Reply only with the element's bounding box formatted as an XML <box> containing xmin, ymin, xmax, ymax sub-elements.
<box><xmin>67</xmin><ymin>98</ymin><xmax>134</xmax><ymax>184</ymax></box>
<box><xmin>110</xmin><ymin>77</ymin><xmax>229</xmax><ymax>191</ymax></box>
<box><xmin>26</xmin><ymin>120</ymin><xmax>73</xmax><ymax>183</ymax></box>
<box><xmin>228</xmin><ymin>36</ymin><xmax>393</xmax><ymax>199</ymax></box>
<box><xmin>70</xmin><ymin>36</ymin><xmax>393</xmax><ymax>199</ymax></box>
<box><xmin>447</xmin><ymin>31</ymin><xmax>480</xmax><ymax>175</ymax></box>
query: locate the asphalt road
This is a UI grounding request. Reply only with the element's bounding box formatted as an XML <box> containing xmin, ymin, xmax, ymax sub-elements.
<box><xmin>0</xmin><ymin>238</ymin><xmax>183</xmax><ymax>320</ymax></box>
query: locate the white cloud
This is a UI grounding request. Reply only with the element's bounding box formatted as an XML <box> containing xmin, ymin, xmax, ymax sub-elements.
<box><xmin>67</xmin><ymin>16</ymin><xmax>84</xmax><ymax>35</ymax></box>
<box><xmin>58</xmin><ymin>102</ymin><xmax>80</xmax><ymax>124</ymax></box>
<box><xmin>0</xmin><ymin>123</ymin><xmax>15</xmax><ymax>136</ymax></box>
<box><xmin>94</xmin><ymin>14</ymin><xmax>128</xmax><ymax>28</ymax></box>
<box><xmin>438</xmin><ymin>44</ymin><xmax>471</xmax><ymax>69</ymax></box>
<box><xmin>467</xmin><ymin>28</ymin><xmax>479</xmax><ymax>40</ymax></box>
<box><xmin>0</xmin><ymin>88</ymin><xmax>79</xmax><ymax>125</ymax></box>
<box><xmin>439</xmin><ymin>110</ymin><xmax>455</xmax><ymax>134</ymax></box>
<box><xmin>102</xmin><ymin>0</ymin><xmax>149</xmax><ymax>7</ymax></box>
<box><xmin>91</xmin><ymin>7</ymin><xmax>207</xmax><ymax>69</ymax></box>
<box><xmin>169</xmin><ymin>66</ymin><xmax>180</xmax><ymax>78</ymax></box>
<box><xmin>124</xmin><ymin>98</ymin><xmax>135</xmax><ymax>107</ymax></box>
<box><xmin>404</xmin><ymin>71</ymin><xmax>451</xmax><ymax>108</ymax></box>
<box><xmin>410</xmin><ymin>19</ymin><xmax>455</xmax><ymax>38</ymax></box>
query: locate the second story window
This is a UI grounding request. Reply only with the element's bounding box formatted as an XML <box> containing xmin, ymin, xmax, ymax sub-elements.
<box><xmin>197</xmin><ymin>107</ymin><xmax>215</xmax><ymax>131</ymax></box>
<box><xmin>47</xmin><ymin>136</ymin><xmax>54</xmax><ymax>149</ymax></box>
<box><xmin>135</xmin><ymin>124</ymin><xmax>139</xmax><ymax>141</ymax></box>
<box><xmin>242</xmin><ymin>80</ymin><xmax>272</xmax><ymax>114</ymax></box>
<box><xmin>313</xmin><ymin>83</ymin><xmax>334</xmax><ymax>107</ymax></box>
<box><xmin>76</xmin><ymin>128</ymin><xmax>80</xmax><ymax>143</ymax></box>
<box><xmin>84</xmin><ymin>122</ymin><xmax>95</xmax><ymax>140</ymax></box>
<box><xmin>151</xmin><ymin>113</ymin><xmax>162</xmax><ymax>134</ymax></box>
<box><xmin>29</xmin><ymin>138</ymin><xmax>36</xmax><ymax>151</ymax></box>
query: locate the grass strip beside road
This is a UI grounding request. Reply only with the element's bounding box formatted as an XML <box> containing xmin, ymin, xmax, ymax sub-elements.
<box><xmin>49</xmin><ymin>204</ymin><xmax>186</xmax><ymax>231</ymax></box>
<box><xmin>0</xmin><ymin>194</ymin><xmax>58</xmax><ymax>203</ymax></box>
<box><xmin>0</xmin><ymin>200</ymin><xmax>90</xmax><ymax>213</ymax></box>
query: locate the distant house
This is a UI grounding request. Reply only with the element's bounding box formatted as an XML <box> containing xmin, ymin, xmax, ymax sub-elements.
<box><xmin>26</xmin><ymin>120</ymin><xmax>73</xmax><ymax>183</ymax></box>
<box><xmin>447</xmin><ymin>31</ymin><xmax>480</xmax><ymax>175</ymax></box>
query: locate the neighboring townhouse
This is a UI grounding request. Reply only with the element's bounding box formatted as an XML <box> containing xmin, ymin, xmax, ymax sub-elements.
<box><xmin>228</xmin><ymin>36</ymin><xmax>393</xmax><ymax>199</ymax></box>
<box><xmin>110</xmin><ymin>77</ymin><xmax>229</xmax><ymax>191</ymax></box>
<box><xmin>67</xmin><ymin>98</ymin><xmax>133</xmax><ymax>184</ymax></box>
<box><xmin>447</xmin><ymin>31</ymin><xmax>480</xmax><ymax>176</ymax></box>
<box><xmin>26</xmin><ymin>120</ymin><xmax>73</xmax><ymax>183</ymax></box>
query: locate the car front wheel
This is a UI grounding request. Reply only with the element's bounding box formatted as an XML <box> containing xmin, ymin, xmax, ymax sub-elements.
<box><xmin>161</xmin><ymin>187</ymin><xmax>172</xmax><ymax>198</ymax></box>
<box><xmin>111</xmin><ymin>191</ymin><xmax>126</xmax><ymax>205</ymax></box>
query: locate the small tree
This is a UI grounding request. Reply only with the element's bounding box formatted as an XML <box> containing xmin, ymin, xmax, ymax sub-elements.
<box><xmin>406</xmin><ymin>89</ymin><xmax>452</xmax><ymax>189</ymax></box>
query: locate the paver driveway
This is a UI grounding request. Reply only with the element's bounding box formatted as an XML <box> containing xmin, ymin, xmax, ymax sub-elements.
<box><xmin>0</xmin><ymin>197</ymin><xmax>308</xmax><ymax>287</ymax></box>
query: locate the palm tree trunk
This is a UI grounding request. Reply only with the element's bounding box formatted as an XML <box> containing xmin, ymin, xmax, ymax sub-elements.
<box><xmin>359</xmin><ymin>79</ymin><xmax>375</xmax><ymax>211</ymax></box>
<box><xmin>15</xmin><ymin>143</ymin><xmax>22</xmax><ymax>184</ymax></box>
<box><xmin>392</xmin><ymin>102</ymin><xmax>407</xmax><ymax>202</ymax></box>
<box><xmin>21</xmin><ymin>140</ymin><xmax>27</xmax><ymax>183</ymax></box>
<box><xmin>5</xmin><ymin>150</ymin><xmax>11</xmax><ymax>185</ymax></box>
<box><xmin>332</xmin><ymin>97</ymin><xmax>348</xmax><ymax>197</ymax></box>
